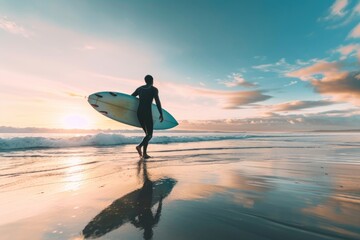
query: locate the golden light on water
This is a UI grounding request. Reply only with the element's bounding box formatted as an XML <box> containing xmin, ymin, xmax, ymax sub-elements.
<box><xmin>64</xmin><ymin>158</ymin><xmax>85</xmax><ymax>191</ymax></box>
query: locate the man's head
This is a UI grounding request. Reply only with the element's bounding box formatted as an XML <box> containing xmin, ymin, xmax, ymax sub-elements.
<box><xmin>144</xmin><ymin>75</ymin><xmax>153</xmax><ymax>85</ymax></box>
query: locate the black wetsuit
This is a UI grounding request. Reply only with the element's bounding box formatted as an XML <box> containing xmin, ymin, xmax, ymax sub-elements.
<box><xmin>132</xmin><ymin>85</ymin><xmax>162</xmax><ymax>153</ymax></box>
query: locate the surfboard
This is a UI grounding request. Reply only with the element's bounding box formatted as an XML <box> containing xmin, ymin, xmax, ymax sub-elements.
<box><xmin>87</xmin><ymin>91</ymin><xmax>178</xmax><ymax>130</ymax></box>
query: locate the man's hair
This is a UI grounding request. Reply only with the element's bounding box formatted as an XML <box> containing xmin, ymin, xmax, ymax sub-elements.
<box><xmin>144</xmin><ymin>75</ymin><xmax>153</xmax><ymax>84</ymax></box>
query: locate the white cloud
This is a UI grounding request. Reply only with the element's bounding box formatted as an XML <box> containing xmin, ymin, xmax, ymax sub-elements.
<box><xmin>218</xmin><ymin>73</ymin><xmax>257</xmax><ymax>88</ymax></box>
<box><xmin>252</xmin><ymin>58</ymin><xmax>318</xmax><ymax>75</ymax></box>
<box><xmin>284</xmin><ymin>81</ymin><xmax>298</xmax><ymax>87</ymax></box>
<box><xmin>0</xmin><ymin>16</ymin><xmax>31</xmax><ymax>38</ymax></box>
<box><xmin>252</xmin><ymin>58</ymin><xmax>291</xmax><ymax>73</ymax></box>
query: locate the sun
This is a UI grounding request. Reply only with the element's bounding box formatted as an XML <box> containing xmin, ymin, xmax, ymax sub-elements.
<box><xmin>62</xmin><ymin>114</ymin><xmax>91</xmax><ymax>129</ymax></box>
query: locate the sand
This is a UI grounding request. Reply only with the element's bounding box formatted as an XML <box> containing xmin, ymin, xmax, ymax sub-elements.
<box><xmin>0</xmin><ymin>133</ymin><xmax>359</xmax><ymax>240</ymax></box>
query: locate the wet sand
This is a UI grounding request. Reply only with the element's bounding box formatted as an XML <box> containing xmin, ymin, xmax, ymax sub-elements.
<box><xmin>0</xmin><ymin>133</ymin><xmax>359</xmax><ymax>239</ymax></box>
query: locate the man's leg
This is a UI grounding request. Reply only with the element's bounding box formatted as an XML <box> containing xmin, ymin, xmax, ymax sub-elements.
<box><xmin>142</xmin><ymin>119</ymin><xmax>153</xmax><ymax>159</ymax></box>
<box><xmin>136</xmin><ymin>117</ymin><xmax>148</xmax><ymax>156</ymax></box>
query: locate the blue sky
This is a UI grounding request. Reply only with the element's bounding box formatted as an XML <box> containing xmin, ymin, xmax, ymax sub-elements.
<box><xmin>0</xmin><ymin>0</ymin><xmax>359</xmax><ymax>130</ymax></box>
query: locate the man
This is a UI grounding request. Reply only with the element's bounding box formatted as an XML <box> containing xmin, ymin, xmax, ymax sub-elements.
<box><xmin>132</xmin><ymin>75</ymin><xmax>163</xmax><ymax>159</ymax></box>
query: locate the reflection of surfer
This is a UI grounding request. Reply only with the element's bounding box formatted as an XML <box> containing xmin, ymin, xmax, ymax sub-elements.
<box><xmin>132</xmin><ymin>159</ymin><xmax>162</xmax><ymax>239</ymax></box>
<box><xmin>132</xmin><ymin>75</ymin><xmax>163</xmax><ymax>159</ymax></box>
<box><xmin>82</xmin><ymin>159</ymin><xmax>176</xmax><ymax>239</ymax></box>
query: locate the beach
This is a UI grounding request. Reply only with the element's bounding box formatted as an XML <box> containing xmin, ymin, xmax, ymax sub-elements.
<box><xmin>0</xmin><ymin>132</ymin><xmax>359</xmax><ymax>240</ymax></box>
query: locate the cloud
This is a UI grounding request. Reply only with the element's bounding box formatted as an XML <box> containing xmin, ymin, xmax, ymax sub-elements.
<box><xmin>0</xmin><ymin>16</ymin><xmax>31</xmax><ymax>38</ymax></box>
<box><xmin>286</xmin><ymin>60</ymin><xmax>342</xmax><ymax>81</ymax></box>
<box><xmin>286</xmin><ymin>60</ymin><xmax>360</xmax><ymax>106</ymax></box>
<box><xmin>253</xmin><ymin>55</ymin><xmax>267</xmax><ymax>61</ymax></box>
<box><xmin>252</xmin><ymin>58</ymin><xmax>318</xmax><ymax>74</ymax></box>
<box><xmin>355</xmin><ymin>2</ymin><xmax>360</xmax><ymax>14</ymax></box>
<box><xmin>270</xmin><ymin>100</ymin><xmax>335</xmax><ymax>112</ymax></box>
<box><xmin>66</xmin><ymin>92</ymin><xmax>85</xmax><ymax>98</ymax></box>
<box><xmin>178</xmin><ymin>112</ymin><xmax>360</xmax><ymax>131</ymax></box>
<box><xmin>218</xmin><ymin>73</ymin><xmax>257</xmax><ymax>88</ymax></box>
<box><xmin>335</xmin><ymin>44</ymin><xmax>360</xmax><ymax>60</ymax></box>
<box><xmin>329</xmin><ymin>0</ymin><xmax>349</xmax><ymax>18</ymax></box>
<box><xmin>320</xmin><ymin>0</ymin><xmax>360</xmax><ymax>28</ymax></box>
<box><xmin>194</xmin><ymin>88</ymin><xmax>272</xmax><ymax>109</ymax></box>
<box><xmin>348</xmin><ymin>23</ymin><xmax>360</xmax><ymax>38</ymax></box>
<box><xmin>252</xmin><ymin>58</ymin><xmax>291</xmax><ymax>73</ymax></box>
<box><xmin>284</xmin><ymin>80</ymin><xmax>298</xmax><ymax>87</ymax></box>
<box><xmin>310</xmin><ymin>71</ymin><xmax>360</xmax><ymax>105</ymax></box>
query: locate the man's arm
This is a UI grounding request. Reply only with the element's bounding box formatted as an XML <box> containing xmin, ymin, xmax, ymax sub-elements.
<box><xmin>131</xmin><ymin>87</ymin><xmax>140</xmax><ymax>97</ymax></box>
<box><xmin>154</xmin><ymin>89</ymin><xmax>163</xmax><ymax>122</ymax></box>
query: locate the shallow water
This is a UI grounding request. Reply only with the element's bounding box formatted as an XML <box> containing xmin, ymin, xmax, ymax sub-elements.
<box><xmin>0</xmin><ymin>133</ymin><xmax>359</xmax><ymax>240</ymax></box>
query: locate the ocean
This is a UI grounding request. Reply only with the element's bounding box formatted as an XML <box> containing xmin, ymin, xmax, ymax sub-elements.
<box><xmin>0</xmin><ymin>132</ymin><xmax>359</xmax><ymax>240</ymax></box>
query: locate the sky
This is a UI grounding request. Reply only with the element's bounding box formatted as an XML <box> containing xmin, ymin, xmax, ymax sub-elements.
<box><xmin>0</xmin><ymin>0</ymin><xmax>359</xmax><ymax>131</ymax></box>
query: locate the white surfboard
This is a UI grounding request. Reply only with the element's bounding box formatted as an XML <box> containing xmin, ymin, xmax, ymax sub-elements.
<box><xmin>87</xmin><ymin>91</ymin><xmax>178</xmax><ymax>130</ymax></box>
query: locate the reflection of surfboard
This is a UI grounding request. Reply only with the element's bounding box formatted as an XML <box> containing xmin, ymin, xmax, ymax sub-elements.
<box><xmin>83</xmin><ymin>178</ymin><xmax>177</xmax><ymax>239</ymax></box>
<box><xmin>88</xmin><ymin>91</ymin><xmax>178</xmax><ymax>130</ymax></box>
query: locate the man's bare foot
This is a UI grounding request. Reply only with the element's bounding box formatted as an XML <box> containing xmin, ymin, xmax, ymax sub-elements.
<box><xmin>136</xmin><ymin>146</ymin><xmax>142</xmax><ymax>157</ymax></box>
<box><xmin>143</xmin><ymin>154</ymin><xmax>151</xmax><ymax>159</ymax></box>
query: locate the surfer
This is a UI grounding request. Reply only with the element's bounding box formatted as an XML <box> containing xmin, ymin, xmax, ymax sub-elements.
<box><xmin>132</xmin><ymin>75</ymin><xmax>163</xmax><ymax>159</ymax></box>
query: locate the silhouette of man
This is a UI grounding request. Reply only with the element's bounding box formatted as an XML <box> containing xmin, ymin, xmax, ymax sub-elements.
<box><xmin>131</xmin><ymin>159</ymin><xmax>163</xmax><ymax>240</ymax></box>
<box><xmin>82</xmin><ymin>158</ymin><xmax>176</xmax><ymax>240</ymax></box>
<box><xmin>132</xmin><ymin>75</ymin><xmax>163</xmax><ymax>159</ymax></box>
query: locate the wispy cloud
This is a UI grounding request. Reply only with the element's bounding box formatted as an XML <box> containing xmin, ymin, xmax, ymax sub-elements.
<box><xmin>271</xmin><ymin>100</ymin><xmax>335</xmax><ymax>112</ymax></box>
<box><xmin>286</xmin><ymin>60</ymin><xmax>341</xmax><ymax>81</ymax></box>
<box><xmin>334</xmin><ymin>43</ymin><xmax>360</xmax><ymax>60</ymax></box>
<box><xmin>0</xmin><ymin>16</ymin><xmax>31</xmax><ymax>38</ymax></box>
<box><xmin>252</xmin><ymin>58</ymin><xmax>290</xmax><ymax>73</ymax></box>
<box><xmin>321</xmin><ymin>0</ymin><xmax>360</xmax><ymax>28</ymax></box>
<box><xmin>348</xmin><ymin>23</ymin><xmax>360</xmax><ymax>38</ymax></box>
<box><xmin>66</xmin><ymin>92</ymin><xmax>85</xmax><ymax>98</ymax></box>
<box><xmin>253</xmin><ymin>55</ymin><xmax>267</xmax><ymax>61</ymax></box>
<box><xmin>218</xmin><ymin>73</ymin><xmax>257</xmax><ymax>88</ymax></box>
<box><xmin>328</xmin><ymin>0</ymin><xmax>349</xmax><ymax>18</ymax></box>
<box><xmin>252</xmin><ymin>58</ymin><xmax>318</xmax><ymax>75</ymax></box>
<box><xmin>194</xmin><ymin>88</ymin><xmax>272</xmax><ymax>109</ymax></box>
<box><xmin>284</xmin><ymin>80</ymin><xmax>298</xmax><ymax>87</ymax></box>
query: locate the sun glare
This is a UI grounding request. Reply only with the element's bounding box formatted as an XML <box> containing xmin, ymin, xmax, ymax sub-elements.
<box><xmin>62</xmin><ymin>114</ymin><xmax>91</xmax><ymax>129</ymax></box>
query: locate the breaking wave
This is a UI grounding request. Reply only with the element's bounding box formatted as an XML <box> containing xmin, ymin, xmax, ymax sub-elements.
<box><xmin>0</xmin><ymin>133</ymin><xmax>251</xmax><ymax>151</ymax></box>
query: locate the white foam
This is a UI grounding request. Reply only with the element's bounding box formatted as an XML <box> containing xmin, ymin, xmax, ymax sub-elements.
<box><xmin>0</xmin><ymin>133</ymin><xmax>250</xmax><ymax>151</ymax></box>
